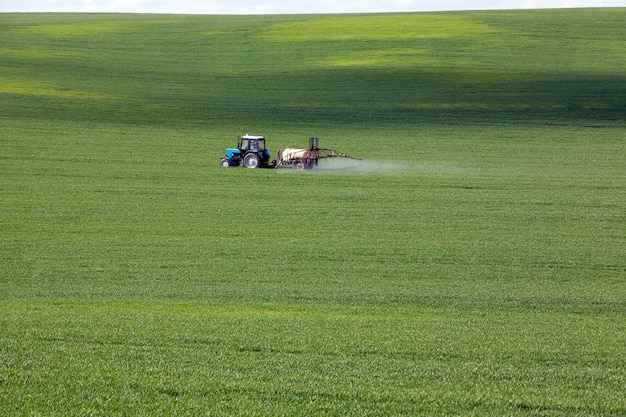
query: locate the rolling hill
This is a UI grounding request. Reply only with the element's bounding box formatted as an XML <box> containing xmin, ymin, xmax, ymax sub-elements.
<box><xmin>1</xmin><ymin>9</ymin><xmax>625</xmax><ymax>416</ymax></box>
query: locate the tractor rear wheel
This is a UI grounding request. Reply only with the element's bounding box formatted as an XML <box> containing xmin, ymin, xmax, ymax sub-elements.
<box><xmin>244</xmin><ymin>153</ymin><xmax>260</xmax><ymax>169</ymax></box>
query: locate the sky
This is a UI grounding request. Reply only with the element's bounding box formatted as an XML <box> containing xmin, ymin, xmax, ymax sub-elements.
<box><xmin>0</xmin><ymin>0</ymin><xmax>623</xmax><ymax>14</ymax></box>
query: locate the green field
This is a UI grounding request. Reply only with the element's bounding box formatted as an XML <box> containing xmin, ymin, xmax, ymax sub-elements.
<box><xmin>1</xmin><ymin>9</ymin><xmax>625</xmax><ymax>416</ymax></box>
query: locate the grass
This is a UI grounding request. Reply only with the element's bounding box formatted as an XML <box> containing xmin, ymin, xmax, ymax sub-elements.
<box><xmin>1</xmin><ymin>8</ymin><xmax>626</xmax><ymax>416</ymax></box>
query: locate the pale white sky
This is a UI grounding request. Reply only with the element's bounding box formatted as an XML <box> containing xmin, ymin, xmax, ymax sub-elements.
<box><xmin>0</xmin><ymin>0</ymin><xmax>623</xmax><ymax>14</ymax></box>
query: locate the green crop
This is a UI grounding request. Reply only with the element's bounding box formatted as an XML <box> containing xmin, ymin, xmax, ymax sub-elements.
<box><xmin>1</xmin><ymin>9</ymin><xmax>625</xmax><ymax>416</ymax></box>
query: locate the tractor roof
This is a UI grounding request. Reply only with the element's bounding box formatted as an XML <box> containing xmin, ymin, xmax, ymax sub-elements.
<box><xmin>241</xmin><ymin>135</ymin><xmax>265</xmax><ymax>140</ymax></box>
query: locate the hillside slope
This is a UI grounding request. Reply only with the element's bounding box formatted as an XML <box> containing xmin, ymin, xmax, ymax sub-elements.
<box><xmin>1</xmin><ymin>9</ymin><xmax>625</xmax><ymax>127</ymax></box>
<box><xmin>1</xmin><ymin>9</ymin><xmax>625</xmax><ymax>416</ymax></box>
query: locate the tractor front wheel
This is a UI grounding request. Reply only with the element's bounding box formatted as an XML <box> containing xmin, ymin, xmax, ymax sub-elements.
<box><xmin>244</xmin><ymin>153</ymin><xmax>260</xmax><ymax>169</ymax></box>
<box><xmin>220</xmin><ymin>158</ymin><xmax>230</xmax><ymax>167</ymax></box>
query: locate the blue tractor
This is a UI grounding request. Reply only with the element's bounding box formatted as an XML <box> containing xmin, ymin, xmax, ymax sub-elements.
<box><xmin>220</xmin><ymin>135</ymin><xmax>272</xmax><ymax>169</ymax></box>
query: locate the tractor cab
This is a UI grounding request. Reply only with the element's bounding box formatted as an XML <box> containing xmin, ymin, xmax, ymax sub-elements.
<box><xmin>239</xmin><ymin>136</ymin><xmax>266</xmax><ymax>152</ymax></box>
<box><xmin>221</xmin><ymin>135</ymin><xmax>271</xmax><ymax>168</ymax></box>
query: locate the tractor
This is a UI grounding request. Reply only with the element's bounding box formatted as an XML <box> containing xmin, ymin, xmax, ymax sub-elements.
<box><xmin>220</xmin><ymin>135</ymin><xmax>360</xmax><ymax>169</ymax></box>
<box><xmin>220</xmin><ymin>135</ymin><xmax>272</xmax><ymax>168</ymax></box>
